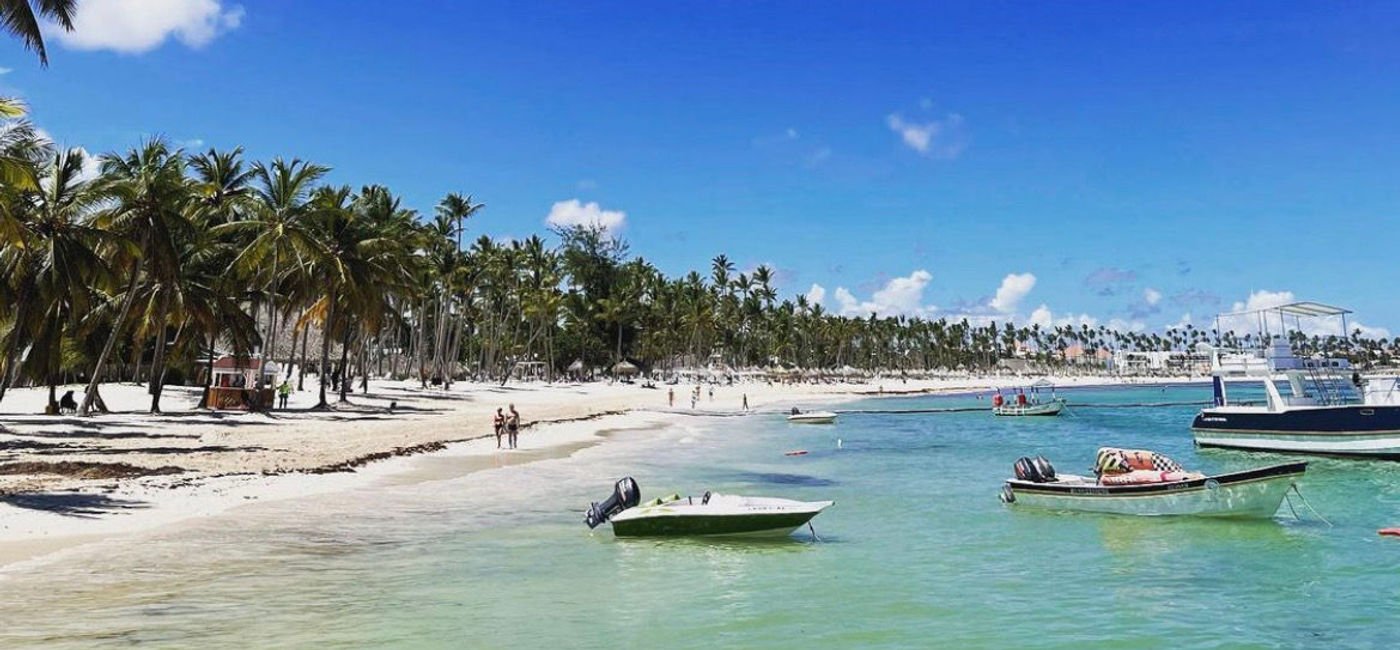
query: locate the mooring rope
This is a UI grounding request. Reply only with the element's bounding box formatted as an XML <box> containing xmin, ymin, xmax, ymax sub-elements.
<box><xmin>1291</xmin><ymin>484</ymin><xmax>1334</xmax><ymax>527</ymax></box>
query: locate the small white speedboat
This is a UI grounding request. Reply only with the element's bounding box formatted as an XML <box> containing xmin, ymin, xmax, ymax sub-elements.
<box><xmin>787</xmin><ymin>410</ymin><xmax>837</xmax><ymax>424</ymax></box>
<box><xmin>1000</xmin><ymin>452</ymin><xmax>1307</xmax><ymax>518</ymax></box>
<box><xmin>585</xmin><ymin>477</ymin><xmax>833</xmax><ymax>537</ymax></box>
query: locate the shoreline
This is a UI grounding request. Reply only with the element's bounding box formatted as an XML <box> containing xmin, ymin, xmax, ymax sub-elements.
<box><xmin>0</xmin><ymin>374</ymin><xmax>1206</xmax><ymax>570</ymax></box>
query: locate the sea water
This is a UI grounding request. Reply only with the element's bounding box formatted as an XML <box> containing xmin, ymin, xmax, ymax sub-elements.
<box><xmin>4</xmin><ymin>385</ymin><xmax>1400</xmax><ymax>648</ymax></box>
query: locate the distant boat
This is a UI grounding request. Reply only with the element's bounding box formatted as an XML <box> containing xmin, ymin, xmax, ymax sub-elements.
<box><xmin>1191</xmin><ymin>301</ymin><xmax>1400</xmax><ymax>459</ymax></box>
<box><xmin>585</xmin><ymin>477</ymin><xmax>833</xmax><ymax>538</ymax></box>
<box><xmin>787</xmin><ymin>409</ymin><xmax>837</xmax><ymax>424</ymax></box>
<box><xmin>993</xmin><ymin>398</ymin><xmax>1065</xmax><ymax>417</ymax></box>
<box><xmin>992</xmin><ymin>380</ymin><xmax>1065</xmax><ymax>416</ymax></box>
<box><xmin>1000</xmin><ymin>451</ymin><xmax>1306</xmax><ymax>518</ymax></box>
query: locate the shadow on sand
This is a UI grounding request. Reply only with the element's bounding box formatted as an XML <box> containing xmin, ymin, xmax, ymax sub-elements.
<box><xmin>0</xmin><ymin>492</ymin><xmax>150</xmax><ymax>518</ymax></box>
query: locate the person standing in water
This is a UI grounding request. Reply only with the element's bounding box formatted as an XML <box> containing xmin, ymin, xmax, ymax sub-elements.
<box><xmin>507</xmin><ymin>404</ymin><xmax>520</xmax><ymax>449</ymax></box>
<box><xmin>493</xmin><ymin>408</ymin><xmax>505</xmax><ymax>449</ymax></box>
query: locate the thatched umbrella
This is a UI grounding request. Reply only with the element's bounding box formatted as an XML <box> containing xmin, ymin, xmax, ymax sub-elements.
<box><xmin>612</xmin><ymin>360</ymin><xmax>640</xmax><ymax>376</ymax></box>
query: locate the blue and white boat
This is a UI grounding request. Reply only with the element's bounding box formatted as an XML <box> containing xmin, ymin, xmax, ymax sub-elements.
<box><xmin>1190</xmin><ymin>302</ymin><xmax>1400</xmax><ymax>459</ymax></box>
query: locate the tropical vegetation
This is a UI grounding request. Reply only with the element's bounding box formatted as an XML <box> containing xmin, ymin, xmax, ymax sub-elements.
<box><xmin>3</xmin><ymin>101</ymin><xmax>1400</xmax><ymax>414</ymax></box>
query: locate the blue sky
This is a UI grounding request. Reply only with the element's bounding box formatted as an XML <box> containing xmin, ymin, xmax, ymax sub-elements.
<box><xmin>3</xmin><ymin>1</ymin><xmax>1400</xmax><ymax>336</ymax></box>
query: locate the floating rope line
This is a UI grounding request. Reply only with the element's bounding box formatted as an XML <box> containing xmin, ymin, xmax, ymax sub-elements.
<box><xmin>834</xmin><ymin>401</ymin><xmax>1207</xmax><ymax>415</ymax></box>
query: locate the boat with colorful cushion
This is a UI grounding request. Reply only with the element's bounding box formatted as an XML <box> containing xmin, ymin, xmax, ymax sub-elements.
<box><xmin>585</xmin><ymin>477</ymin><xmax>834</xmax><ymax>538</ymax></box>
<box><xmin>1000</xmin><ymin>448</ymin><xmax>1307</xmax><ymax>518</ymax></box>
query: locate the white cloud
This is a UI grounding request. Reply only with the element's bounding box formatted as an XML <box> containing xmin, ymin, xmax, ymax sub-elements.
<box><xmin>990</xmin><ymin>272</ymin><xmax>1036</xmax><ymax>313</ymax></box>
<box><xmin>1026</xmin><ymin>303</ymin><xmax>1098</xmax><ymax>329</ymax></box>
<box><xmin>1144</xmin><ymin>287</ymin><xmax>1162</xmax><ymax>305</ymax></box>
<box><xmin>786</xmin><ymin>127</ymin><xmax>799</xmax><ymax>139</ymax></box>
<box><xmin>1108</xmin><ymin>318</ymin><xmax>1146</xmax><ymax>333</ymax></box>
<box><xmin>805</xmin><ymin>147</ymin><xmax>832</xmax><ymax>168</ymax></box>
<box><xmin>885</xmin><ymin>112</ymin><xmax>969</xmax><ymax>159</ymax></box>
<box><xmin>1169</xmin><ymin>312</ymin><xmax>1194</xmax><ymax>331</ymax></box>
<box><xmin>74</xmin><ymin>147</ymin><xmax>102</xmax><ymax>182</ymax></box>
<box><xmin>576</xmin><ymin>179</ymin><xmax>597</xmax><ymax>190</ymax></box>
<box><xmin>833</xmin><ymin>287</ymin><xmax>860</xmax><ymax>315</ymax></box>
<box><xmin>545</xmin><ymin>199</ymin><xmax>626</xmax><ymax>234</ymax></box>
<box><xmin>804</xmin><ymin>284</ymin><xmax>826</xmax><ymax>306</ymax></box>
<box><xmin>832</xmin><ymin>270</ymin><xmax>937</xmax><ymax>318</ymax></box>
<box><xmin>53</xmin><ymin>0</ymin><xmax>244</xmax><ymax>54</ymax></box>
<box><xmin>0</xmin><ymin>67</ymin><xmax>11</xmax><ymax>75</ymax></box>
<box><xmin>1028</xmin><ymin>304</ymin><xmax>1054</xmax><ymax>328</ymax></box>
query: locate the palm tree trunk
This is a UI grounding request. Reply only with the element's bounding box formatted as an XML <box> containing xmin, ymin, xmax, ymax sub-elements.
<box><xmin>197</xmin><ymin>330</ymin><xmax>215</xmax><ymax>409</ymax></box>
<box><xmin>298</xmin><ymin>324</ymin><xmax>309</xmax><ymax>391</ymax></box>
<box><xmin>0</xmin><ymin>288</ymin><xmax>33</xmax><ymax>404</ymax></box>
<box><xmin>316</xmin><ymin>292</ymin><xmax>337</xmax><ymax>409</ymax></box>
<box><xmin>258</xmin><ymin>250</ymin><xmax>281</xmax><ymax>398</ymax></box>
<box><xmin>152</xmin><ymin>316</ymin><xmax>188</xmax><ymax>413</ymax></box>
<box><xmin>337</xmin><ymin>328</ymin><xmax>352</xmax><ymax>402</ymax></box>
<box><xmin>80</xmin><ymin>257</ymin><xmax>144</xmax><ymax>416</ymax></box>
<box><xmin>147</xmin><ymin>293</ymin><xmax>174</xmax><ymax>412</ymax></box>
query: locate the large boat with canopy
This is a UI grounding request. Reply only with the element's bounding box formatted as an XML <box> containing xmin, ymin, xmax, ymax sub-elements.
<box><xmin>1190</xmin><ymin>301</ymin><xmax>1400</xmax><ymax>459</ymax></box>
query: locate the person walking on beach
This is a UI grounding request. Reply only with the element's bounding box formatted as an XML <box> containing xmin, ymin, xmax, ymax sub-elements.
<box><xmin>493</xmin><ymin>408</ymin><xmax>505</xmax><ymax>449</ymax></box>
<box><xmin>668</xmin><ymin>387</ymin><xmax>674</xmax><ymax>407</ymax></box>
<box><xmin>507</xmin><ymin>404</ymin><xmax>520</xmax><ymax>449</ymax></box>
<box><xmin>742</xmin><ymin>393</ymin><xmax>748</xmax><ymax>411</ymax></box>
<box><xmin>708</xmin><ymin>386</ymin><xmax>714</xmax><ymax>402</ymax></box>
<box><xmin>277</xmin><ymin>380</ymin><xmax>291</xmax><ymax>409</ymax></box>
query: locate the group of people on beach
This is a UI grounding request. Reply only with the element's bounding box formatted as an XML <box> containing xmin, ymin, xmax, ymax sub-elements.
<box><xmin>494</xmin><ymin>404</ymin><xmax>521</xmax><ymax>449</ymax></box>
<box><xmin>666</xmin><ymin>384</ymin><xmax>747</xmax><ymax>410</ymax></box>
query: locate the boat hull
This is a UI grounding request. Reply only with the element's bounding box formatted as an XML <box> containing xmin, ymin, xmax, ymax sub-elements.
<box><xmin>787</xmin><ymin>412</ymin><xmax>837</xmax><ymax>424</ymax></box>
<box><xmin>611</xmin><ymin>511</ymin><xmax>824</xmax><ymax>537</ymax></box>
<box><xmin>1192</xmin><ymin>406</ymin><xmax>1400</xmax><ymax>458</ymax></box>
<box><xmin>993</xmin><ymin>401</ymin><xmax>1064</xmax><ymax>417</ymax></box>
<box><xmin>1004</xmin><ymin>462</ymin><xmax>1306</xmax><ymax>518</ymax></box>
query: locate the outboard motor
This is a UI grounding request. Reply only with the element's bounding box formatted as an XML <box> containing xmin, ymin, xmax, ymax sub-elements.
<box><xmin>1013</xmin><ymin>456</ymin><xmax>1057</xmax><ymax>483</ymax></box>
<box><xmin>585</xmin><ymin>477</ymin><xmax>641</xmax><ymax>529</ymax></box>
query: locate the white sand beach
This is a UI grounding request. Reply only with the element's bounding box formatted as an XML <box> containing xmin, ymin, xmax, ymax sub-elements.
<box><xmin>0</xmin><ymin>374</ymin><xmax>1198</xmax><ymax>568</ymax></box>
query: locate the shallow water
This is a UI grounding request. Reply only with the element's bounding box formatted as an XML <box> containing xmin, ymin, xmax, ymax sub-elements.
<box><xmin>5</xmin><ymin>385</ymin><xmax>1400</xmax><ymax>648</ymax></box>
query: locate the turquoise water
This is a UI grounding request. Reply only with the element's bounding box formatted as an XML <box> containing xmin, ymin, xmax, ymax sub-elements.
<box><xmin>5</xmin><ymin>385</ymin><xmax>1400</xmax><ymax>648</ymax></box>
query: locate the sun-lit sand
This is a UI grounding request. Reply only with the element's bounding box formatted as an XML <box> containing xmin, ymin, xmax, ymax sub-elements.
<box><xmin>0</xmin><ymin>374</ymin><xmax>1200</xmax><ymax>567</ymax></box>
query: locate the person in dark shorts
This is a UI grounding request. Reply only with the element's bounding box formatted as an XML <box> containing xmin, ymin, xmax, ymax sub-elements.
<box><xmin>493</xmin><ymin>408</ymin><xmax>505</xmax><ymax>448</ymax></box>
<box><xmin>507</xmin><ymin>404</ymin><xmax>520</xmax><ymax>449</ymax></box>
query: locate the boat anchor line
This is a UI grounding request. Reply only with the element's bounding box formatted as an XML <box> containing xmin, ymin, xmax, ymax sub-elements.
<box><xmin>1283</xmin><ymin>484</ymin><xmax>1334</xmax><ymax>527</ymax></box>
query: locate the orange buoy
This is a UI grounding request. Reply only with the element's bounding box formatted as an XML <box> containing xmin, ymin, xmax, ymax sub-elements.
<box><xmin>785</xmin><ymin>450</ymin><xmax>808</xmax><ymax>456</ymax></box>
<box><xmin>1379</xmin><ymin>528</ymin><xmax>1400</xmax><ymax>537</ymax></box>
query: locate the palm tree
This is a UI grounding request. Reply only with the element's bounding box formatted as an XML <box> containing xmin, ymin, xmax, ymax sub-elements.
<box><xmin>79</xmin><ymin>139</ymin><xmax>191</xmax><ymax>415</ymax></box>
<box><xmin>220</xmin><ymin>157</ymin><xmax>328</xmax><ymax>402</ymax></box>
<box><xmin>1</xmin><ymin>0</ymin><xmax>76</xmax><ymax>66</ymax></box>
<box><xmin>0</xmin><ymin>98</ymin><xmax>44</xmax><ymax>198</ymax></box>
<box><xmin>0</xmin><ymin>146</ymin><xmax>110</xmax><ymax>407</ymax></box>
